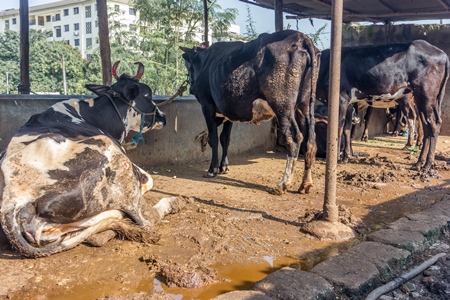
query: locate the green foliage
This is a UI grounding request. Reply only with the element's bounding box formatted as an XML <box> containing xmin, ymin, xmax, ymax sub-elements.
<box><xmin>0</xmin><ymin>29</ymin><xmax>89</xmax><ymax>94</ymax></box>
<box><xmin>308</xmin><ymin>23</ymin><xmax>328</xmax><ymax>50</ymax></box>
<box><xmin>409</xmin><ymin>145</ymin><xmax>419</xmax><ymax>155</ymax></box>
<box><xmin>244</xmin><ymin>4</ymin><xmax>258</xmax><ymax>40</ymax></box>
<box><xmin>0</xmin><ymin>1</ymin><xmax>238</xmax><ymax>95</ymax></box>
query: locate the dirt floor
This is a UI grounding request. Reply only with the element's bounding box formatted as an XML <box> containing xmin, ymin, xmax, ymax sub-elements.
<box><xmin>1</xmin><ymin>134</ymin><xmax>450</xmax><ymax>300</ymax></box>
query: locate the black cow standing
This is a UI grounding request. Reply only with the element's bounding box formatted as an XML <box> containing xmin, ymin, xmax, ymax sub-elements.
<box><xmin>180</xmin><ymin>30</ymin><xmax>320</xmax><ymax>195</ymax></box>
<box><xmin>317</xmin><ymin>40</ymin><xmax>449</xmax><ymax>172</ymax></box>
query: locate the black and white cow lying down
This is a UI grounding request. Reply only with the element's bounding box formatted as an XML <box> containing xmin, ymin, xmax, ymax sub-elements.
<box><xmin>0</xmin><ymin>62</ymin><xmax>184</xmax><ymax>257</ymax></box>
<box><xmin>180</xmin><ymin>30</ymin><xmax>320</xmax><ymax>195</ymax></box>
<box><xmin>317</xmin><ymin>40</ymin><xmax>449</xmax><ymax>172</ymax></box>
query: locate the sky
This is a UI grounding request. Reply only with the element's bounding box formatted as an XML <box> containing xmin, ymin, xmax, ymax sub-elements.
<box><xmin>0</xmin><ymin>0</ymin><xmax>331</xmax><ymax>47</ymax></box>
<box><xmin>1</xmin><ymin>0</ymin><xmax>449</xmax><ymax>50</ymax></box>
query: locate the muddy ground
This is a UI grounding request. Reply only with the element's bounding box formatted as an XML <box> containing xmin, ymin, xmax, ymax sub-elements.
<box><xmin>1</xmin><ymin>134</ymin><xmax>450</xmax><ymax>300</ymax></box>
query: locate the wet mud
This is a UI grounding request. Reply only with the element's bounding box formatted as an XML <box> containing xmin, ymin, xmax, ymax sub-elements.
<box><xmin>1</xmin><ymin>134</ymin><xmax>450</xmax><ymax>300</ymax></box>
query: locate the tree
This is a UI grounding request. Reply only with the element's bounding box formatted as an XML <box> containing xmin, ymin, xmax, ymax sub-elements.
<box><xmin>244</xmin><ymin>4</ymin><xmax>258</xmax><ymax>39</ymax></box>
<box><xmin>0</xmin><ymin>29</ymin><xmax>90</xmax><ymax>94</ymax></box>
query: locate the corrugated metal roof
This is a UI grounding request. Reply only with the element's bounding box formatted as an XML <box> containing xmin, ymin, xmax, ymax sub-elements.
<box><xmin>239</xmin><ymin>0</ymin><xmax>450</xmax><ymax>24</ymax></box>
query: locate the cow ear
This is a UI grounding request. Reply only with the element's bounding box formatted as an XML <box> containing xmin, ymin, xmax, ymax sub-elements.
<box><xmin>123</xmin><ymin>84</ymin><xmax>140</xmax><ymax>101</ymax></box>
<box><xmin>179</xmin><ymin>46</ymin><xmax>189</xmax><ymax>52</ymax></box>
<box><xmin>85</xmin><ymin>84</ymin><xmax>110</xmax><ymax>95</ymax></box>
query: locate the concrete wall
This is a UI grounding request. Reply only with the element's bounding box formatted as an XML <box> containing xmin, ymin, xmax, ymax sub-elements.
<box><xmin>342</xmin><ymin>24</ymin><xmax>450</xmax><ymax>136</ymax></box>
<box><xmin>0</xmin><ymin>95</ymin><xmax>276</xmax><ymax>168</ymax></box>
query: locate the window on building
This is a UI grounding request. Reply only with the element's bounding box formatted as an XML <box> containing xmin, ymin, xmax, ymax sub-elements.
<box><xmin>12</xmin><ymin>18</ymin><xmax>16</xmax><ymax>25</ymax></box>
<box><xmin>74</xmin><ymin>39</ymin><xmax>80</xmax><ymax>46</ymax></box>
<box><xmin>86</xmin><ymin>21</ymin><xmax>92</xmax><ymax>34</ymax></box>
<box><xmin>38</xmin><ymin>16</ymin><xmax>44</xmax><ymax>26</ymax></box>
<box><xmin>5</xmin><ymin>20</ymin><xmax>9</xmax><ymax>30</ymax></box>
<box><xmin>74</xmin><ymin>7</ymin><xmax>79</xmax><ymax>15</ymax></box>
<box><xmin>56</xmin><ymin>27</ymin><xmax>61</xmax><ymax>37</ymax></box>
<box><xmin>54</xmin><ymin>13</ymin><xmax>61</xmax><ymax>21</ymax></box>
<box><xmin>86</xmin><ymin>54</ymin><xmax>92</xmax><ymax>60</ymax></box>
<box><xmin>86</xmin><ymin>37</ymin><xmax>92</xmax><ymax>48</ymax></box>
<box><xmin>85</xmin><ymin>6</ymin><xmax>91</xmax><ymax>18</ymax></box>
<box><xmin>66</xmin><ymin>40</ymin><xmax>70</xmax><ymax>45</ymax></box>
<box><xmin>46</xmin><ymin>15</ymin><xmax>51</xmax><ymax>22</ymax></box>
<box><xmin>74</xmin><ymin>23</ymin><xmax>79</xmax><ymax>30</ymax></box>
<box><xmin>95</xmin><ymin>20</ymin><xmax>98</xmax><ymax>27</ymax></box>
<box><xmin>64</xmin><ymin>24</ymin><xmax>69</xmax><ymax>32</ymax></box>
<box><xmin>114</xmin><ymin>5</ymin><xmax>119</xmax><ymax>12</ymax></box>
<box><xmin>129</xmin><ymin>7</ymin><xmax>135</xmax><ymax>15</ymax></box>
<box><xmin>63</xmin><ymin>9</ymin><xmax>69</xmax><ymax>16</ymax></box>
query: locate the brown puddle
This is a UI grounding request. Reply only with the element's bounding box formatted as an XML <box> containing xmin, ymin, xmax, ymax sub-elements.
<box><xmin>47</xmin><ymin>241</ymin><xmax>357</xmax><ymax>300</ymax></box>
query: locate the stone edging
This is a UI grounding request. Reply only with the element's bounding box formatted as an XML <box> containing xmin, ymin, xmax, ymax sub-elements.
<box><xmin>212</xmin><ymin>196</ymin><xmax>450</xmax><ymax>300</ymax></box>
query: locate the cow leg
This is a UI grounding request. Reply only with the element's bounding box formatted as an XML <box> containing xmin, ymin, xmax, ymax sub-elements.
<box><xmin>298</xmin><ymin>112</ymin><xmax>316</xmax><ymax>194</ymax></box>
<box><xmin>361</xmin><ymin>106</ymin><xmax>373</xmax><ymax>141</ymax></box>
<box><xmin>416</xmin><ymin>117</ymin><xmax>424</xmax><ymax>149</ymax></box>
<box><xmin>341</xmin><ymin>105</ymin><xmax>355</xmax><ymax>162</ymax></box>
<box><xmin>219</xmin><ymin>120</ymin><xmax>233</xmax><ymax>174</ymax></box>
<box><xmin>392</xmin><ymin>105</ymin><xmax>402</xmax><ymax>136</ymax></box>
<box><xmin>417</xmin><ymin>116</ymin><xmax>440</xmax><ymax>172</ymax></box>
<box><xmin>271</xmin><ymin>115</ymin><xmax>302</xmax><ymax>195</ymax></box>
<box><xmin>202</xmin><ymin>105</ymin><xmax>221</xmax><ymax>177</ymax></box>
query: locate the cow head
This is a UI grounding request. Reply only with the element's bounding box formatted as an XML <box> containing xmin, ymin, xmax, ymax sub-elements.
<box><xmin>179</xmin><ymin>46</ymin><xmax>207</xmax><ymax>91</ymax></box>
<box><xmin>86</xmin><ymin>62</ymin><xmax>166</xmax><ymax>137</ymax></box>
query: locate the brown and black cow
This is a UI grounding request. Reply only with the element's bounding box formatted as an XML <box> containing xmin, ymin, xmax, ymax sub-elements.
<box><xmin>0</xmin><ymin>62</ymin><xmax>184</xmax><ymax>257</ymax></box>
<box><xmin>317</xmin><ymin>40</ymin><xmax>449</xmax><ymax>172</ymax></box>
<box><xmin>180</xmin><ymin>30</ymin><xmax>320</xmax><ymax>195</ymax></box>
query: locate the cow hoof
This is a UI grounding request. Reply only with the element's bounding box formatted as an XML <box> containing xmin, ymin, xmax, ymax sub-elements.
<box><xmin>298</xmin><ymin>183</ymin><xmax>312</xmax><ymax>194</ymax></box>
<box><xmin>219</xmin><ymin>167</ymin><xmax>229</xmax><ymax>174</ymax></box>
<box><xmin>267</xmin><ymin>186</ymin><xmax>284</xmax><ymax>195</ymax></box>
<box><xmin>203</xmin><ymin>172</ymin><xmax>217</xmax><ymax>178</ymax></box>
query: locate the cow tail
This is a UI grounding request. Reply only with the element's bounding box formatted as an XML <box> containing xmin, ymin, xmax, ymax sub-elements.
<box><xmin>1</xmin><ymin>205</ymin><xmax>61</xmax><ymax>257</ymax></box>
<box><xmin>1</xmin><ymin>205</ymin><xmax>86</xmax><ymax>258</ymax></box>
<box><xmin>304</xmin><ymin>35</ymin><xmax>320</xmax><ymax>161</ymax></box>
<box><xmin>436</xmin><ymin>55</ymin><xmax>449</xmax><ymax>121</ymax></box>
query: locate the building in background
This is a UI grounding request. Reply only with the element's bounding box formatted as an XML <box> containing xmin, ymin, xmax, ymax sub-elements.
<box><xmin>0</xmin><ymin>0</ymin><xmax>138</xmax><ymax>59</ymax></box>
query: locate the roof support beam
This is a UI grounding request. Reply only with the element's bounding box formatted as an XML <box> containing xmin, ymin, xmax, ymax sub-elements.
<box><xmin>286</xmin><ymin>9</ymin><xmax>450</xmax><ymax>22</ymax></box>
<box><xmin>378</xmin><ymin>0</ymin><xmax>396</xmax><ymax>12</ymax></box>
<box><xmin>275</xmin><ymin>0</ymin><xmax>284</xmax><ymax>31</ymax></box>
<box><xmin>437</xmin><ymin>0</ymin><xmax>450</xmax><ymax>9</ymax></box>
<box><xmin>322</xmin><ymin>0</ymin><xmax>343</xmax><ymax>223</ymax></box>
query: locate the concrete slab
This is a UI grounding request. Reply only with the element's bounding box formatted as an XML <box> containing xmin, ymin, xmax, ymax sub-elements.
<box><xmin>342</xmin><ymin>241</ymin><xmax>411</xmax><ymax>282</ymax></box>
<box><xmin>212</xmin><ymin>290</ymin><xmax>274</xmax><ymax>300</ymax></box>
<box><xmin>310</xmin><ymin>255</ymin><xmax>379</xmax><ymax>296</ymax></box>
<box><xmin>252</xmin><ymin>267</ymin><xmax>334</xmax><ymax>300</ymax></box>
<box><xmin>388</xmin><ymin>214</ymin><xmax>449</xmax><ymax>241</ymax></box>
<box><xmin>367</xmin><ymin>228</ymin><xmax>428</xmax><ymax>253</ymax></box>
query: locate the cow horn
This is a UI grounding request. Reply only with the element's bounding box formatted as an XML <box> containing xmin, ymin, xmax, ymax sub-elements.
<box><xmin>134</xmin><ymin>62</ymin><xmax>144</xmax><ymax>80</ymax></box>
<box><xmin>112</xmin><ymin>61</ymin><xmax>120</xmax><ymax>80</ymax></box>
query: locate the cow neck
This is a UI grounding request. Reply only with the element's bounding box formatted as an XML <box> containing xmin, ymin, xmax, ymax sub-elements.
<box><xmin>103</xmin><ymin>92</ymin><xmax>128</xmax><ymax>139</ymax></box>
<box><xmin>103</xmin><ymin>90</ymin><xmax>158</xmax><ymax>145</ymax></box>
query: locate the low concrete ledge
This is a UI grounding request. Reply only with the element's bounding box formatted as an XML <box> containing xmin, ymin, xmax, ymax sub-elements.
<box><xmin>252</xmin><ymin>267</ymin><xmax>334</xmax><ymax>300</ymax></box>
<box><xmin>310</xmin><ymin>255</ymin><xmax>380</xmax><ymax>296</ymax></box>
<box><xmin>341</xmin><ymin>242</ymin><xmax>411</xmax><ymax>282</ymax></box>
<box><xmin>367</xmin><ymin>228</ymin><xmax>428</xmax><ymax>253</ymax></box>
<box><xmin>0</xmin><ymin>95</ymin><xmax>276</xmax><ymax>168</ymax></box>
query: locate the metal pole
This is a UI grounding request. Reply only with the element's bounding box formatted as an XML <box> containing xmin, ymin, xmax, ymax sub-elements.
<box><xmin>274</xmin><ymin>0</ymin><xmax>283</xmax><ymax>32</ymax></box>
<box><xmin>203</xmin><ymin>0</ymin><xmax>209</xmax><ymax>45</ymax></box>
<box><xmin>323</xmin><ymin>0</ymin><xmax>343</xmax><ymax>222</ymax></box>
<box><xmin>19</xmin><ymin>0</ymin><xmax>30</xmax><ymax>94</ymax></box>
<box><xmin>97</xmin><ymin>0</ymin><xmax>112</xmax><ymax>86</ymax></box>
